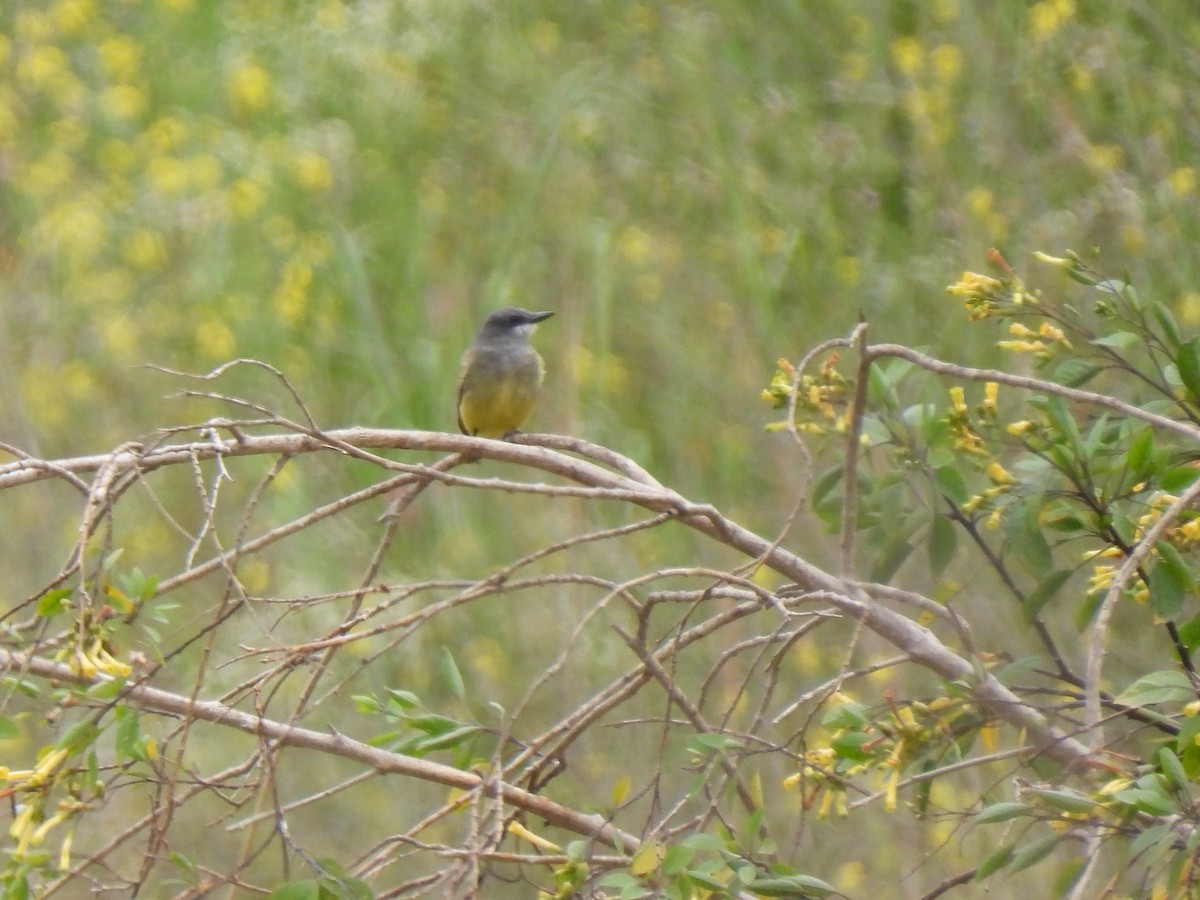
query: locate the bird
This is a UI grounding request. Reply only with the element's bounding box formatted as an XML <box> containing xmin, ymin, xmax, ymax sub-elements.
<box><xmin>456</xmin><ymin>307</ymin><xmax>554</xmax><ymax>439</ymax></box>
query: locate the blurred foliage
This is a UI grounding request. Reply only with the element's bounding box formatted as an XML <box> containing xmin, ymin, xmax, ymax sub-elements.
<box><xmin>5</xmin><ymin>0</ymin><xmax>1200</xmax><ymax>896</ymax></box>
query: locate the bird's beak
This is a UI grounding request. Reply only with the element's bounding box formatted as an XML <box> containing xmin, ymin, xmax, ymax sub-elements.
<box><xmin>530</xmin><ymin>311</ymin><xmax>554</xmax><ymax>323</ymax></box>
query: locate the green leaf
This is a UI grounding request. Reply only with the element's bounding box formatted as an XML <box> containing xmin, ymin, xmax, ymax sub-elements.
<box><xmin>866</xmin><ymin>362</ymin><xmax>900</xmax><ymax>411</ymax></box>
<box><xmin>352</xmin><ymin>695</ymin><xmax>382</xmax><ymax>714</ymax></box>
<box><xmin>1178</xmin><ymin>337</ymin><xmax>1200</xmax><ymax>403</ymax></box>
<box><xmin>1130</xmin><ymin>823</ymin><xmax>1171</xmax><ymax>858</ymax></box>
<box><xmin>408</xmin><ymin>714</ymin><xmax>462</xmax><ymax>736</ymax></box>
<box><xmin>687</xmin><ymin>733</ymin><xmax>742</xmax><ymax>753</ymax></box>
<box><xmin>661</xmin><ymin>843</ymin><xmax>694</xmax><ymax>877</ymax></box>
<box><xmin>1126</xmin><ymin>428</ymin><xmax>1156</xmax><ymax>479</ymax></box>
<box><xmin>1007</xmin><ymin>498</ymin><xmax>1052</xmax><ymax>574</ymax></box>
<box><xmin>682</xmin><ymin>870</ymin><xmax>728</xmax><ymax>892</ymax></box>
<box><xmin>114</xmin><ymin>705</ymin><xmax>141</xmax><ymax>762</ymax></box>
<box><xmin>410</xmin><ymin>725</ymin><xmax>482</xmax><ymax>755</ymax></box>
<box><xmin>1153</xmin><ymin>302</ymin><xmax>1183</xmax><ymax>349</ymax></box>
<box><xmin>1010</xmin><ymin>833</ymin><xmax>1060</xmax><ymax>873</ymax></box>
<box><xmin>1159</xmin><ymin>747</ymin><xmax>1189</xmax><ymax>793</ymax></box>
<box><xmin>1177</xmin><ymin>612</ymin><xmax>1200</xmax><ymax>653</ymax></box>
<box><xmin>973</xmin><ymin>843</ymin><xmax>1015</xmax><ymax>880</ymax></box>
<box><xmin>0</xmin><ymin>716</ymin><xmax>20</xmax><ymax>740</ymax></box>
<box><xmin>822</xmin><ymin>701</ymin><xmax>869</xmax><ymax>729</ymax></box>
<box><xmin>1029</xmin><ymin>787</ymin><xmax>1096</xmax><ymax>815</ymax></box>
<box><xmin>1162</xmin><ymin>464</ymin><xmax>1200</xmax><ymax>492</ymax></box>
<box><xmin>440</xmin><ymin>647</ymin><xmax>466</xmax><ymax>701</ymax></box>
<box><xmin>1112</xmin><ymin>787</ymin><xmax>1176</xmax><ymax>815</ymax></box>
<box><xmin>1091</xmin><ymin>331</ymin><xmax>1140</xmax><ymax>351</ymax></box>
<box><xmin>749</xmin><ymin>874</ymin><xmax>836</xmax><ymax>897</ymax></box>
<box><xmin>386</xmin><ymin>690</ymin><xmax>420</xmax><ymax>710</ymax></box>
<box><xmin>1053</xmin><ymin>359</ymin><xmax>1103</xmax><ymax>388</ymax></box>
<box><xmin>1115</xmin><ymin>669</ymin><xmax>1195</xmax><ymax>706</ymax></box>
<box><xmin>36</xmin><ymin>588</ymin><xmax>73</xmax><ymax>618</ymax></box>
<box><xmin>1023</xmin><ymin>569</ymin><xmax>1072</xmax><ymax>620</ymax></box>
<box><xmin>268</xmin><ymin>882</ymin><xmax>321</xmax><ymax>900</ymax></box>
<box><xmin>1149</xmin><ymin>553</ymin><xmax>1188</xmax><ymax>621</ymax></box>
<box><xmin>933</xmin><ymin>465</ymin><xmax>969</xmax><ymax>506</ymax></box>
<box><xmin>869</xmin><ymin>534</ymin><xmax>914</xmax><ymax>583</ymax></box>
<box><xmin>927</xmin><ymin>515</ymin><xmax>957</xmax><ymax>578</ymax></box>
<box><xmin>976</xmin><ymin>802</ymin><xmax>1035</xmax><ymax>824</ymax></box>
<box><xmin>831</xmin><ymin>730</ymin><xmax>873</xmax><ymax>762</ymax></box>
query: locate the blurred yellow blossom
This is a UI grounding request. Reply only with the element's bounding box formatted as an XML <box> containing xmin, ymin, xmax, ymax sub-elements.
<box><xmin>617</xmin><ymin>225</ymin><xmax>652</xmax><ymax>264</ymax></box>
<box><xmin>932</xmin><ymin>44</ymin><xmax>962</xmax><ymax>83</ymax></box>
<box><xmin>229</xmin><ymin>61</ymin><xmax>273</xmax><ymax>115</ymax></box>
<box><xmin>24</xmin><ymin>149</ymin><xmax>76</xmax><ymax>197</ymax></box>
<box><xmin>98</xmin><ymin>35</ymin><xmax>143</xmax><ymax>81</ymax></box>
<box><xmin>290</xmin><ymin>151</ymin><xmax>333</xmax><ymax>193</ymax></box>
<box><xmin>262</xmin><ymin>214</ymin><xmax>297</xmax><ymax>250</ymax></box>
<box><xmin>228</xmin><ymin>177</ymin><xmax>269</xmax><ymax>219</ymax></box>
<box><xmin>15</xmin><ymin>10</ymin><xmax>56</xmax><ymax>43</ymax></box>
<box><xmin>188</xmin><ymin>153</ymin><xmax>224</xmax><ymax>191</ymax></box>
<box><xmin>144</xmin><ymin>116</ymin><xmax>188</xmax><ymax>154</ymax></box>
<box><xmin>933</xmin><ymin>0</ymin><xmax>959</xmax><ymax>20</ymax></box>
<box><xmin>49</xmin><ymin>115</ymin><xmax>88</xmax><ymax>150</ymax></box>
<box><xmin>1169</xmin><ymin>167</ymin><xmax>1196</xmax><ymax>198</ymax></box>
<box><xmin>37</xmin><ymin>196</ymin><xmax>109</xmax><ymax>264</ymax></box>
<box><xmin>986</xmin><ymin>462</ymin><xmax>1016</xmax><ymax>486</ymax></box>
<box><xmin>122</xmin><ymin>229</ymin><xmax>167</xmax><ymax>270</ymax></box>
<box><xmin>17</xmin><ymin>44</ymin><xmax>71</xmax><ymax>91</ymax></box>
<box><xmin>273</xmin><ymin>257</ymin><xmax>312</xmax><ymax>325</ymax></box>
<box><xmin>146</xmin><ymin>155</ymin><xmax>189</xmax><ymax>195</ymax></box>
<box><xmin>97</xmin><ymin>138</ymin><xmax>137</xmax><ymax>175</ymax></box>
<box><xmin>890</xmin><ymin>36</ymin><xmax>923</xmax><ymax>75</ymax></box>
<box><xmin>1029</xmin><ymin>0</ymin><xmax>1074</xmax><ymax>41</ymax></box>
<box><xmin>1087</xmin><ymin>144</ymin><xmax>1124</xmax><ymax>173</ymax></box>
<box><xmin>1068</xmin><ymin>63</ymin><xmax>1092</xmax><ymax>92</ymax></box>
<box><xmin>102</xmin><ymin>84</ymin><xmax>148</xmax><ymax>121</ymax></box>
<box><xmin>195</xmin><ymin>314</ymin><xmax>236</xmax><ymax>359</ymax></box>
<box><xmin>100</xmin><ymin>312</ymin><xmax>139</xmax><ymax>356</ymax></box>
<box><xmin>315</xmin><ymin>0</ymin><xmax>348</xmax><ymax>30</ymax></box>
<box><xmin>527</xmin><ymin>19</ymin><xmax>560</xmax><ymax>55</ymax></box>
<box><xmin>836</xmin><ymin>255</ymin><xmax>861</xmax><ymax>286</ymax></box>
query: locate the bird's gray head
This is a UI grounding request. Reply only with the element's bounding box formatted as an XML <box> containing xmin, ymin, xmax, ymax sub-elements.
<box><xmin>477</xmin><ymin>307</ymin><xmax>554</xmax><ymax>342</ymax></box>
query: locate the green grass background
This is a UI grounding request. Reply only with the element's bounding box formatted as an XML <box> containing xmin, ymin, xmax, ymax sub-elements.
<box><xmin>4</xmin><ymin>0</ymin><xmax>1200</xmax><ymax>894</ymax></box>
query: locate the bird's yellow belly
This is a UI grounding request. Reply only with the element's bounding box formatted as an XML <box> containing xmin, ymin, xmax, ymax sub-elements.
<box><xmin>459</xmin><ymin>379</ymin><xmax>538</xmax><ymax>438</ymax></box>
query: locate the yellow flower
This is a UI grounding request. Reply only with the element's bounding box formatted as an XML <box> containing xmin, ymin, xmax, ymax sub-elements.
<box><xmin>273</xmin><ymin>257</ymin><xmax>312</xmax><ymax>325</ymax></box>
<box><xmin>949</xmin><ymin>386</ymin><xmax>967</xmax><ymax>414</ymax></box>
<box><xmin>617</xmin><ymin>225</ymin><xmax>652</xmax><ymax>263</ymax></box>
<box><xmin>227</xmin><ymin>177</ymin><xmax>269</xmax><ymax>219</ymax></box>
<box><xmin>1169</xmin><ymin>167</ymin><xmax>1196</xmax><ymax>198</ymax></box>
<box><xmin>890</xmin><ymin>36</ymin><xmax>923</xmax><ymax>75</ymax></box>
<box><xmin>54</xmin><ymin>0</ymin><xmax>95</xmax><ymax>34</ymax></box>
<box><xmin>1041</xmin><ymin>321</ymin><xmax>1070</xmax><ymax>348</ymax></box>
<box><xmin>290</xmin><ymin>151</ymin><xmax>333</xmax><ymax>194</ymax></box>
<box><xmin>122</xmin><ymin>229</ymin><xmax>167</xmax><ymax>270</ymax></box>
<box><xmin>195</xmin><ymin>314</ymin><xmax>237</xmax><ymax>360</ymax></box>
<box><xmin>98</xmin><ymin>35</ymin><xmax>142</xmax><ymax>81</ymax></box>
<box><xmin>229</xmin><ymin>61</ymin><xmax>273</xmax><ymax>115</ymax></box>
<box><xmin>102</xmin><ymin>84</ymin><xmax>147</xmax><ymax>120</ymax></box>
<box><xmin>1006</xmin><ymin>420</ymin><xmax>1034</xmax><ymax>436</ymax></box>
<box><xmin>932</xmin><ymin>43</ymin><xmax>962</xmax><ymax>83</ymax></box>
<box><xmin>1008</xmin><ymin>322</ymin><xmax>1037</xmax><ymax>338</ymax></box>
<box><xmin>986</xmin><ymin>462</ymin><xmax>1016</xmax><ymax>485</ymax></box>
<box><xmin>996</xmin><ymin>339</ymin><xmax>1047</xmax><ymax>354</ymax></box>
<box><xmin>983</xmin><ymin>381</ymin><xmax>998</xmax><ymax>412</ymax></box>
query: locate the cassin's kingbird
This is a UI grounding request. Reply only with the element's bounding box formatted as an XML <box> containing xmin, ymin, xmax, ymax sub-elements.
<box><xmin>457</xmin><ymin>307</ymin><xmax>554</xmax><ymax>439</ymax></box>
